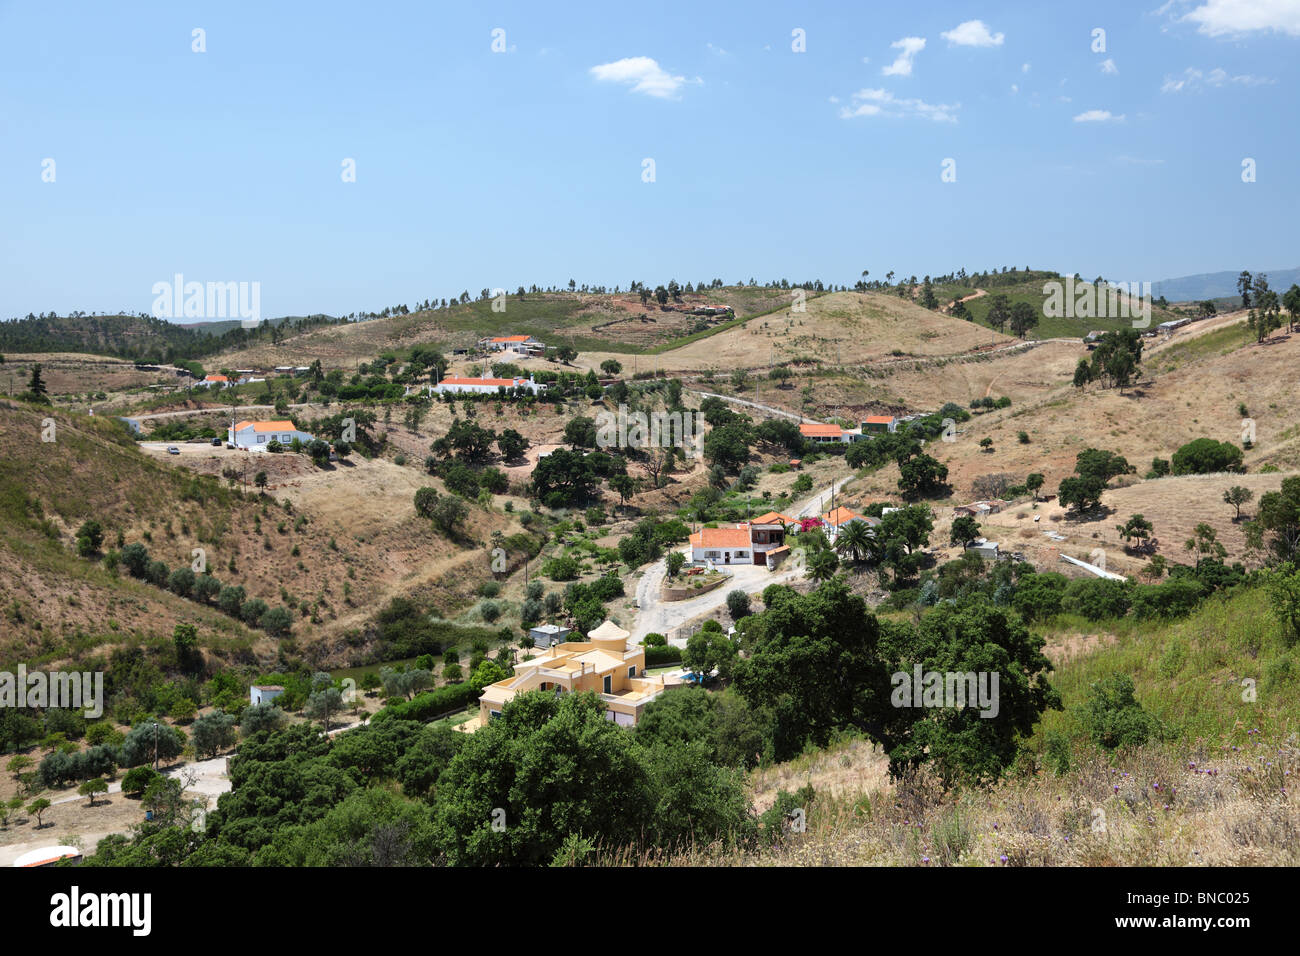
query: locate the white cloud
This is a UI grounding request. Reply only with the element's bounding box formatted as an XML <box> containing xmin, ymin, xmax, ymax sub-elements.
<box><xmin>1160</xmin><ymin>66</ymin><xmax>1275</xmax><ymax>91</ymax></box>
<box><xmin>882</xmin><ymin>37</ymin><xmax>926</xmax><ymax>76</ymax></box>
<box><xmin>941</xmin><ymin>19</ymin><xmax>1005</xmax><ymax>46</ymax></box>
<box><xmin>1100</xmin><ymin>58</ymin><xmax>1119</xmax><ymax>74</ymax></box>
<box><xmin>1011</xmin><ymin>83</ymin><xmax>1019</xmax><ymax>93</ymax></box>
<box><xmin>1116</xmin><ymin>155</ymin><xmax>1166</xmax><ymax>166</ymax></box>
<box><xmin>589</xmin><ymin>57</ymin><xmax>689</xmax><ymax>98</ymax></box>
<box><xmin>1183</xmin><ymin>0</ymin><xmax>1300</xmax><ymax>37</ymax></box>
<box><xmin>706</xmin><ymin>42</ymin><xmax>729</xmax><ymax>56</ymax></box>
<box><xmin>840</xmin><ymin>88</ymin><xmax>960</xmax><ymax>122</ymax></box>
<box><xmin>1074</xmin><ymin>109</ymin><xmax>1125</xmax><ymax>122</ymax></box>
<box><xmin>828</xmin><ymin>95</ymin><xmax>840</xmax><ymax>103</ymax></box>
<box><xmin>1022</xmin><ymin>62</ymin><xmax>1032</xmax><ymax>73</ymax></box>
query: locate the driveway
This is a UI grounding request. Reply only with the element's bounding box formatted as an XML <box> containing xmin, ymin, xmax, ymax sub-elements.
<box><xmin>630</xmin><ymin>472</ymin><xmax>847</xmax><ymax>643</ymax></box>
<box><xmin>631</xmin><ymin>555</ymin><xmax>803</xmax><ymax>645</ymax></box>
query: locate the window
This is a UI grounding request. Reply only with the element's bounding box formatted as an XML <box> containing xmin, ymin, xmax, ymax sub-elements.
<box><xmin>603</xmin><ymin>675</ymin><xmax>612</xmax><ymax>694</ymax></box>
<box><xmin>489</xmin><ymin>710</ymin><xmax>501</xmax><ymax>720</ymax></box>
<box><xmin>257</xmin><ymin>435</ymin><xmax>266</xmax><ymax>443</ymax></box>
<box><xmin>628</xmin><ymin>666</ymin><xmax>636</xmax><ymax>679</ymax></box>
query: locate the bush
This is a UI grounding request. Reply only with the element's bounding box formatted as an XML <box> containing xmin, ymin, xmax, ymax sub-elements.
<box><xmin>642</xmin><ymin>633</ymin><xmax>668</xmax><ymax>647</ymax></box>
<box><xmin>542</xmin><ymin>555</ymin><xmax>580</xmax><ymax>581</ymax></box>
<box><xmin>121</xmin><ymin>542</ymin><xmax>149</xmax><ymax>577</ymax></box>
<box><xmin>1082</xmin><ymin>675</ymin><xmax>1156</xmax><ymax>750</ymax></box>
<box><xmin>371</xmin><ymin>682</ymin><xmax>479</xmax><ymax>723</ymax></box>
<box><xmin>1171</xmin><ymin>438</ymin><xmax>1244</xmax><ymax>476</ymax></box>
<box><xmin>1062</xmin><ymin>578</ymin><xmax>1131</xmax><ymax>621</ymax></box>
<box><xmin>121</xmin><ymin>765</ymin><xmax>160</xmax><ymax>796</ymax></box>
<box><xmin>1132</xmin><ymin>577</ymin><xmax>1205</xmax><ymax>620</ymax></box>
<box><xmin>240</xmin><ymin>598</ymin><xmax>269</xmax><ymax>627</ymax></box>
<box><xmin>726</xmin><ymin>590</ymin><xmax>751</xmax><ymax>621</ymax></box>
<box><xmin>645</xmin><ymin>645</ymin><xmax>683</xmax><ymax>666</ymax></box>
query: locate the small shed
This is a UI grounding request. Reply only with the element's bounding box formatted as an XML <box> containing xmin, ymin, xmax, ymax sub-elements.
<box><xmin>250</xmin><ymin>685</ymin><xmax>285</xmax><ymax>706</ymax></box>
<box><xmin>528</xmin><ymin>623</ymin><xmax>571</xmax><ymax>649</ymax></box>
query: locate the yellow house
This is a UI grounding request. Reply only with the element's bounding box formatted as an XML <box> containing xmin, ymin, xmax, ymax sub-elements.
<box><xmin>469</xmin><ymin>620</ymin><xmax>679</xmax><ymax>730</ymax></box>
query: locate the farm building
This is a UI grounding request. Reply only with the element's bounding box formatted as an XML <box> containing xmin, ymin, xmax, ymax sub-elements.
<box><xmin>528</xmin><ymin>623</ymin><xmax>571</xmax><ymax>649</ymax></box>
<box><xmin>799</xmin><ymin>422</ymin><xmax>847</xmax><ymax>444</ymax></box>
<box><xmin>479</xmin><ymin>334</ymin><xmax>544</xmax><ymax>356</ymax></box>
<box><xmin>228</xmin><ymin>420</ymin><xmax>317</xmax><ymax>450</ymax></box>
<box><xmin>861</xmin><ymin>415</ymin><xmax>897</xmax><ymax>434</ymax></box>
<box><xmin>432</xmin><ymin>374</ymin><xmax>546</xmax><ymax>397</ymax></box>
<box><xmin>249</xmin><ymin>685</ymin><xmax>285</xmax><ymax>706</ymax></box>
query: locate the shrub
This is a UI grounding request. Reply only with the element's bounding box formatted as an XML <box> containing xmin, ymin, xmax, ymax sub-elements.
<box><xmin>1062</xmin><ymin>578</ymin><xmax>1131</xmax><ymax>621</ymax></box>
<box><xmin>240</xmin><ymin>598</ymin><xmax>269</xmax><ymax>627</ymax></box>
<box><xmin>726</xmin><ymin>590</ymin><xmax>751</xmax><ymax>621</ymax></box>
<box><xmin>1131</xmin><ymin>577</ymin><xmax>1205</xmax><ymax>620</ymax></box>
<box><xmin>1081</xmin><ymin>675</ymin><xmax>1156</xmax><ymax>750</ymax></box>
<box><xmin>121</xmin><ymin>765</ymin><xmax>160</xmax><ymax>796</ymax></box>
<box><xmin>371</xmin><ymin>682</ymin><xmax>479</xmax><ymax>723</ymax></box>
<box><xmin>645</xmin><ymin>645</ymin><xmax>683</xmax><ymax>666</ymax></box>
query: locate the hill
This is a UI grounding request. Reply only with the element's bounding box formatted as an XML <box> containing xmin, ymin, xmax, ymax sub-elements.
<box><xmin>1153</xmin><ymin>266</ymin><xmax>1300</xmax><ymax>302</ymax></box>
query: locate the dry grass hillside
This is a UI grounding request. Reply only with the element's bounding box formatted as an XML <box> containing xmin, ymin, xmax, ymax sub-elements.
<box><xmin>583</xmin><ymin>290</ymin><xmax>1016</xmax><ymax>375</ymax></box>
<box><xmin>0</xmin><ymin>400</ymin><xmax>534</xmax><ymax>669</ymax></box>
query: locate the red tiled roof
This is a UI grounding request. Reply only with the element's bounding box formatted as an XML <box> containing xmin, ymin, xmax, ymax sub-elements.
<box><xmin>864</xmin><ymin>415</ymin><xmax>895</xmax><ymax>424</ymax></box>
<box><xmin>822</xmin><ymin>506</ymin><xmax>864</xmax><ymax>527</ymax></box>
<box><xmin>799</xmin><ymin>423</ymin><xmax>842</xmax><ymax>437</ymax></box>
<box><xmin>752</xmin><ymin>511</ymin><xmax>793</xmax><ymax>526</ymax></box>
<box><xmin>689</xmin><ymin>526</ymin><xmax>753</xmax><ymax>549</ymax></box>
<box><xmin>491</xmin><ymin>335</ymin><xmax>531</xmax><ymax>343</ymax></box>
<box><xmin>233</xmin><ymin>420</ymin><xmax>296</xmax><ymax>433</ymax></box>
<box><xmin>439</xmin><ymin>376</ymin><xmax>524</xmax><ymax>387</ymax></box>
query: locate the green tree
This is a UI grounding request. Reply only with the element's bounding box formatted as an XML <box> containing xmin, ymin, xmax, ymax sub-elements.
<box><xmin>950</xmin><ymin>515</ymin><xmax>981</xmax><ymax>548</ymax></box>
<box><xmin>1224</xmin><ymin>485</ymin><xmax>1253</xmax><ymax>521</ymax></box>
<box><xmin>807</xmin><ymin>549</ymin><xmax>839</xmax><ymax>582</ymax></box>
<box><xmin>79</xmin><ymin>777</ymin><xmax>109</xmax><ymax>806</ymax></box>
<box><xmin>191</xmin><ymin>712</ymin><xmax>238</xmax><ymax>758</ymax></box>
<box><xmin>27</xmin><ymin>797</ymin><xmax>51</xmax><ymax>828</ymax></box>
<box><xmin>835</xmin><ymin>519</ymin><xmax>874</xmax><ymax>563</ymax></box>
<box><xmin>665</xmin><ymin>551</ymin><xmax>685</xmax><ymax>579</ymax></box>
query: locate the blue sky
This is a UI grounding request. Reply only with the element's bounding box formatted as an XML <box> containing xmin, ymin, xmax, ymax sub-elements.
<box><xmin>2</xmin><ymin>0</ymin><xmax>1298</xmax><ymax>319</ymax></box>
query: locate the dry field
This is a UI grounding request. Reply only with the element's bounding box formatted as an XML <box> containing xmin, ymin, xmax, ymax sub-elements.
<box><xmin>581</xmin><ymin>291</ymin><xmax>1016</xmax><ymax>375</ymax></box>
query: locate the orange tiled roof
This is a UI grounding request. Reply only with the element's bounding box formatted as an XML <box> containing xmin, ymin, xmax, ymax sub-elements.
<box><xmin>204</xmin><ymin>374</ymin><xmax>229</xmax><ymax>382</ymax></box>
<box><xmin>864</xmin><ymin>415</ymin><xmax>895</xmax><ymax>424</ymax></box>
<box><xmin>752</xmin><ymin>511</ymin><xmax>793</xmax><ymax>526</ymax></box>
<box><xmin>233</xmin><ymin>420</ymin><xmax>296</xmax><ymax>433</ymax></box>
<box><xmin>799</xmin><ymin>423</ymin><xmax>842</xmax><ymax>437</ymax></box>
<box><xmin>491</xmin><ymin>335</ymin><xmax>531</xmax><ymax>342</ymax></box>
<box><xmin>689</xmin><ymin>526</ymin><xmax>753</xmax><ymax>549</ymax></box>
<box><xmin>439</xmin><ymin>376</ymin><xmax>524</xmax><ymax>387</ymax></box>
<box><xmin>822</xmin><ymin>506</ymin><xmax>864</xmax><ymax>527</ymax></box>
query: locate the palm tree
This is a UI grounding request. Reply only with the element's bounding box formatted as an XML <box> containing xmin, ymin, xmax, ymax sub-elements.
<box><xmin>807</xmin><ymin>549</ymin><xmax>839</xmax><ymax>582</ymax></box>
<box><xmin>834</xmin><ymin>521</ymin><xmax>872</xmax><ymax>564</ymax></box>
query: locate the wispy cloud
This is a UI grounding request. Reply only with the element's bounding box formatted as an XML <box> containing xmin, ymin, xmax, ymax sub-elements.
<box><xmin>1115</xmin><ymin>155</ymin><xmax>1166</xmax><ymax>166</ymax></box>
<box><xmin>882</xmin><ymin>37</ymin><xmax>926</xmax><ymax>76</ymax></box>
<box><xmin>1074</xmin><ymin>109</ymin><xmax>1125</xmax><ymax>122</ymax></box>
<box><xmin>589</xmin><ymin>57</ymin><xmax>691</xmax><ymax>98</ymax></box>
<box><xmin>941</xmin><ymin>19</ymin><xmax>1005</xmax><ymax>46</ymax></box>
<box><xmin>1160</xmin><ymin>66</ymin><xmax>1275</xmax><ymax>92</ymax></box>
<box><xmin>840</xmin><ymin>88</ymin><xmax>959</xmax><ymax>122</ymax></box>
<box><xmin>1182</xmin><ymin>0</ymin><xmax>1300</xmax><ymax>37</ymax></box>
<box><xmin>1100</xmin><ymin>58</ymin><xmax>1119</xmax><ymax>74</ymax></box>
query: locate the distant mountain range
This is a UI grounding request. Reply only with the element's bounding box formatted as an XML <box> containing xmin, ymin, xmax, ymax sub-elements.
<box><xmin>1153</xmin><ymin>267</ymin><xmax>1300</xmax><ymax>302</ymax></box>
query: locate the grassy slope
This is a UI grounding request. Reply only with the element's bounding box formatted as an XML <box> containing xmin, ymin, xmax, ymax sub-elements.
<box><xmin>656</xmin><ymin>585</ymin><xmax>1299</xmax><ymax>867</ymax></box>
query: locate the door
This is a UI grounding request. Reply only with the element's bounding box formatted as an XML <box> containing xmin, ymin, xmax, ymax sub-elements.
<box><xmin>603</xmin><ymin>675</ymin><xmax>612</xmax><ymax>694</ymax></box>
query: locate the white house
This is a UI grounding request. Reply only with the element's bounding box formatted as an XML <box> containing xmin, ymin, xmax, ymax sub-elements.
<box><xmin>432</xmin><ymin>374</ymin><xmax>546</xmax><ymax>397</ymax></box>
<box><xmin>249</xmin><ymin>685</ymin><xmax>284</xmax><ymax>706</ymax></box>
<box><xmin>479</xmin><ymin>334</ymin><xmax>544</xmax><ymax>356</ymax></box>
<box><xmin>200</xmin><ymin>374</ymin><xmax>232</xmax><ymax>389</ymax></box>
<box><xmin>228</xmin><ymin>420</ymin><xmax>317</xmax><ymax>450</ymax></box>
<box><xmin>688</xmin><ymin>525</ymin><xmax>753</xmax><ymax>565</ymax></box>
<box><xmin>799</xmin><ymin>423</ymin><xmax>848</xmax><ymax>444</ymax></box>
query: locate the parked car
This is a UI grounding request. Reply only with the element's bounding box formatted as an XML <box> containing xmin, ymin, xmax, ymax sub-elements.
<box><xmin>211</xmin><ymin>437</ymin><xmax>222</xmax><ymax>446</ymax></box>
<box><xmin>166</xmin><ymin>446</ymin><xmax>180</xmax><ymax>455</ymax></box>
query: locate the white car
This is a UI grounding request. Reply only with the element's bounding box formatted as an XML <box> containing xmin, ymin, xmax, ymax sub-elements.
<box><xmin>166</xmin><ymin>446</ymin><xmax>180</xmax><ymax>455</ymax></box>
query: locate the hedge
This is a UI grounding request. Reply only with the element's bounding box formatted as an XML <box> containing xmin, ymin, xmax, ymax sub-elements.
<box><xmin>371</xmin><ymin>682</ymin><xmax>479</xmax><ymax>723</ymax></box>
<box><xmin>645</xmin><ymin>645</ymin><xmax>683</xmax><ymax>666</ymax></box>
